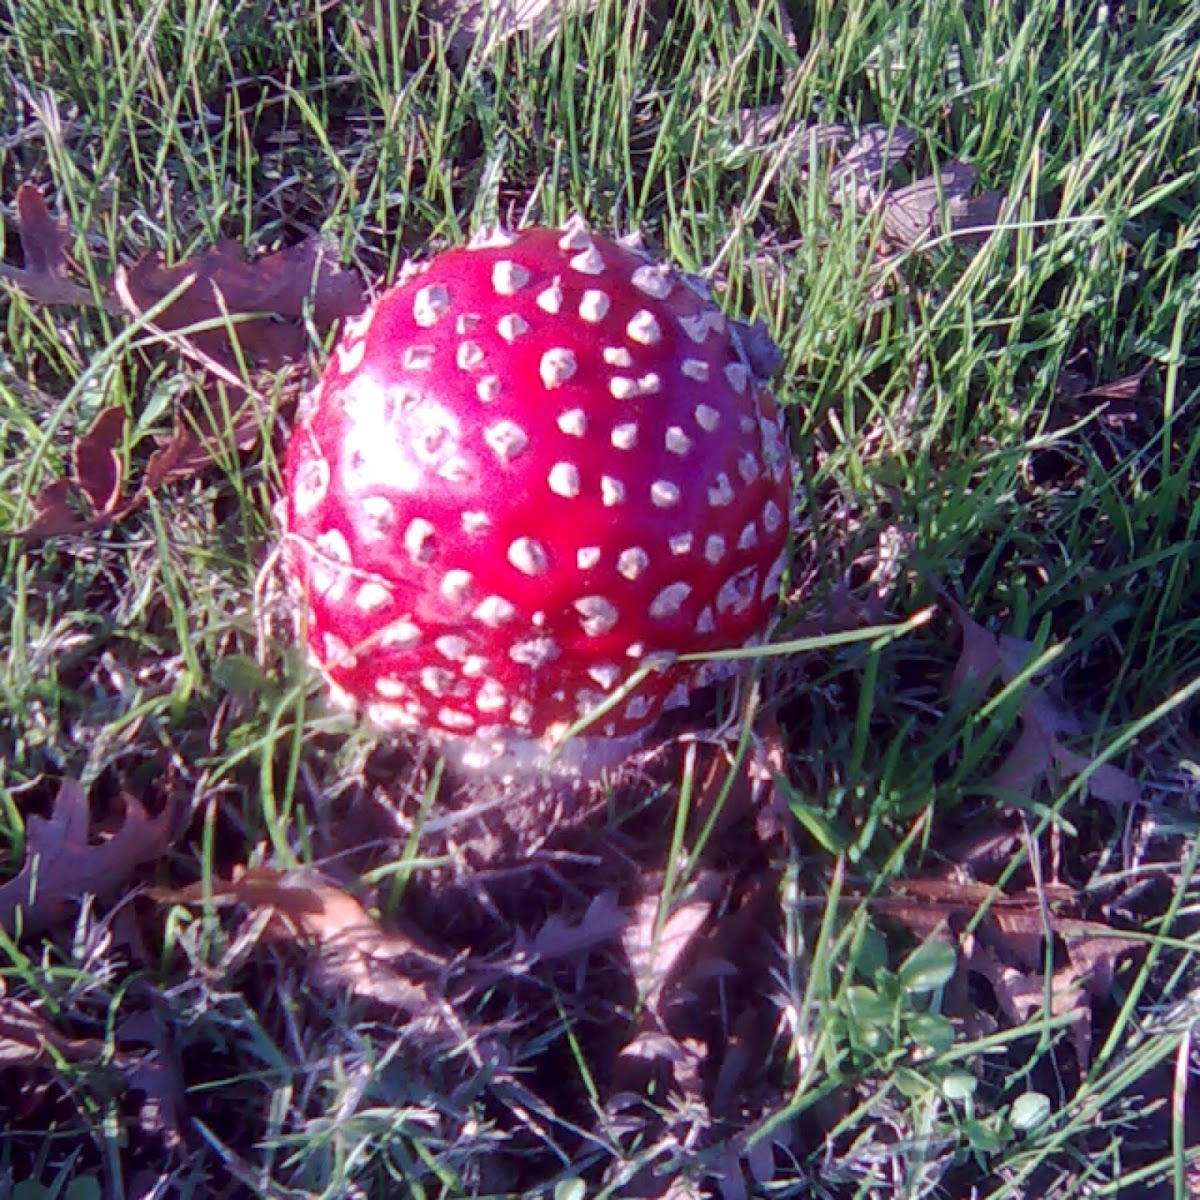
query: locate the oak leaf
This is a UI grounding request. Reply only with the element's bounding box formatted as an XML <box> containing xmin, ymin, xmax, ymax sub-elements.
<box><xmin>155</xmin><ymin>868</ymin><xmax>448</xmax><ymax>1013</ymax></box>
<box><xmin>0</xmin><ymin>779</ymin><xmax>174</xmax><ymax>937</ymax></box>
<box><xmin>0</xmin><ymin>996</ymin><xmax>106</xmax><ymax>1067</ymax></box>
<box><xmin>875</xmin><ymin>878</ymin><xmax>1142</xmax><ymax>1067</ymax></box>
<box><xmin>118</xmin><ymin>238</ymin><xmax>365</xmax><ymax>371</ymax></box>
<box><xmin>71</xmin><ymin>405</ymin><xmax>127</xmax><ymax>515</ymax></box>
<box><xmin>14</xmin><ymin>478</ymin><xmax>80</xmax><ymax>540</ymax></box>
<box><xmin>948</xmin><ymin>602</ymin><xmax>1141</xmax><ymax>807</ymax></box>
<box><xmin>0</xmin><ymin>183</ymin><xmax>116</xmax><ymax>309</ymax></box>
<box><xmin>881</xmin><ymin>162</ymin><xmax>1004</xmax><ymax>248</ymax></box>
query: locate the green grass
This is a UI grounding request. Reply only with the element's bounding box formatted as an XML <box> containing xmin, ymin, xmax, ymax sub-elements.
<box><xmin>2</xmin><ymin>0</ymin><xmax>1200</xmax><ymax>1196</ymax></box>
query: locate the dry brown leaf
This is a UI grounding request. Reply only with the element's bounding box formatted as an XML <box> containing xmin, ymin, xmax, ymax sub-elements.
<box><xmin>948</xmin><ymin>602</ymin><xmax>1005</xmax><ymax>700</ymax></box>
<box><xmin>751</xmin><ymin>713</ymin><xmax>792</xmax><ymax>845</ymax></box>
<box><xmin>995</xmin><ymin>635</ymin><xmax>1141</xmax><ymax>805</ymax></box>
<box><xmin>16</xmin><ymin>385</ymin><xmax>275</xmax><ymax>541</ymax></box>
<box><xmin>964</xmin><ymin>927</ymin><xmax>1131</xmax><ymax>1069</ymax></box>
<box><xmin>4</xmin><ymin>185</ymin><xmax>364</xmax><ymax>367</ymax></box>
<box><xmin>737</xmin><ymin>112</ymin><xmax>849</xmax><ymax>156</ymax></box>
<box><xmin>141</xmin><ymin>425</ymin><xmax>216</xmax><ymax>491</ymax></box>
<box><xmin>119</xmin><ymin>238</ymin><xmax>365</xmax><ymax>372</ymax></box>
<box><xmin>713</xmin><ymin>1144</ymin><xmax>750</xmax><ymax>1200</ymax></box>
<box><xmin>13</xmin><ymin>477</ymin><xmax>83</xmax><ymax>539</ymax></box>
<box><xmin>947</xmin><ymin>603</ymin><xmax>1141</xmax><ymax>807</ymax></box>
<box><xmin>882</xmin><ymin>163</ymin><xmax>1004</xmax><ymax>248</ymax></box>
<box><xmin>827</xmin><ymin>125</ymin><xmax>918</xmax><ymax>193</ymax></box>
<box><xmin>0</xmin><ymin>996</ymin><xmax>106</xmax><ymax>1067</ymax></box>
<box><xmin>688</xmin><ymin>747</ymin><xmax>760</xmax><ymax>845</ymax></box>
<box><xmin>72</xmin><ymin>405</ymin><xmax>126</xmax><ymax>515</ymax></box>
<box><xmin>987</xmin><ymin>721</ymin><xmax>1057</xmax><ymax>800</ymax></box>
<box><xmin>140</xmin><ymin>386</ymin><xmax>272</xmax><ymax>489</ymax></box>
<box><xmin>13</xmin><ymin>483</ymin><xmax>144</xmax><ymax>543</ymax></box>
<box><xmin>141</xmin><ymin>426</ymin><xmax>218</xmax><ymax>490</ymax></box>
<box><xmin>709</xmin><ymin>1006</ymin><xmax>763</xmax><ymax>1120</ymax></box>
<box><xmin>737</xmin><ymin>115</ymin><xmax>916</xmax><ymax>198</ymax></box>
<box><xmin>14</xmin><ymin>182</ymin><xmax>70</xmax><ymax>277</ymax></box>
<box><xmin>0</xmin><ymin>779</ymin><xmax>174</xmax><ymax>938</ymax></box>
<box><xmin>117</xmin><ymin>1009</ymin><xmax>186</xmax><ymax>1147</ymax></box>
<box><xmin>735</xmin><ymin>117</ymin><xmax>999</xmax><ymax>258</ymax></box>
<box><xmin>156</xmin><ymin>868</ymin><xmax>447</xmax><ymax>1012</ymax></box>
<box><xmin>1078</xmin><ymin>367</ymin><xmax>1151</xmax><ymax>403</ymax></box>
<box><xmin>624</xmin><ymin>873</ymin><xmax>724</xmax><ymax>1018</ymax></box>
<box><xmin>521</xmin><ymin>889</ymin><xmax>626</xmax><ymax>961</ymax></box>
<box><xmin>1065</xmin><ymin>367</ymin><xmax>1151</xmax><ymax>430</ymax></box>
<box><xmin>12</xmin><ymin>410</ymin><xmax>131</xmax><ymax>540</ymax></box>
<box><xmin>5</xmin><ymin>186</ymin><xmax>368</xmax><ymax>543</ymax></box>
<box><xmin>613</xmin><ymin>874</ymin><xmax>779</xmax><ymax>1161</ymax></box>
<box><xmin>876</xmin><ymin>878</ymin><xmax>1142</xmax><ymax>1067</ymax></box>
<box><xmin>1056</xmin><ymin>368</ymin><xmax>1091</xmax><ymax>399</ymax></box>
<box><xmin>0</xmin><ymin>183</ymin><xmax>115</xmax><ymax>309</ymax></box>
<box><xmin>404</xmin><ymin>0</ymin><xmax>598</xmax><ymax>59</ymax></box>
<box><xmin>0</xmin><ymin>991</ymin><xmax>186</xmax><ymax>1145</ymax></box>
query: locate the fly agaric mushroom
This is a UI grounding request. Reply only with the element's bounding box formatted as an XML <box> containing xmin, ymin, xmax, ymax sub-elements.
<box><xmin>280</xmin><ymin>217</ymin><xmax>790</xmax><ymax>777</ymax></box>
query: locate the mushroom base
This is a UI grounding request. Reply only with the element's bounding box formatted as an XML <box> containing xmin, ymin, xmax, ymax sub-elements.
<box><xmin>313</xmin><ymin>642</ymin><xmax>764</xmax><ymax>785</ymax></box>
<box><xmin>322</xmin><ymin>672</ymin><xmax>653</xmax><ymax>782</ymax></box>
<box><xmin>430</xmin><ymin>725</ymin><xmax>652</xmax><ymax>783</ymax></box>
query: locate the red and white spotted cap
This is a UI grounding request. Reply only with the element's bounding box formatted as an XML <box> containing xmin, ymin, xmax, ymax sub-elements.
<box><xmin>280</xmin><ymin>217</ymin><xmax>791</xmax><ymax>776</ymax></box>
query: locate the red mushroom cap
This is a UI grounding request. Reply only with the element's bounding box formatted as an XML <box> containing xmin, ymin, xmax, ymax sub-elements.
<box><xmin>281</xmin><ymin>218</ymin><xmax>790</xmax><ymax>775</ymax></box>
